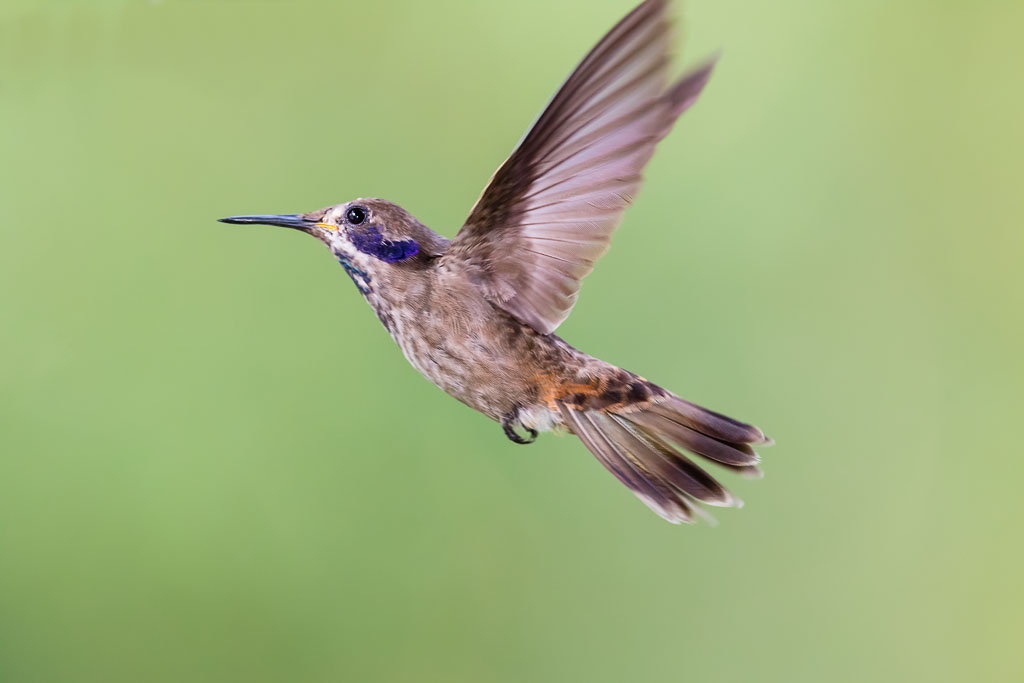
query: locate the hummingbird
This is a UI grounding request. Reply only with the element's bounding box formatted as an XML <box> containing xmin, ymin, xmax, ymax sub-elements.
<box><xmin>221</xmin><ymin>0</ymin><xmax>770</xmax><ymax>524</ymax></box>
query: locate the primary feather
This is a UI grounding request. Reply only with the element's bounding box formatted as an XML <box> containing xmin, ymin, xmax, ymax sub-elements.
<box><xmin>447</xmin><ymin>0</ymin><xmax>717</xmax><ymax>334</ymax></box>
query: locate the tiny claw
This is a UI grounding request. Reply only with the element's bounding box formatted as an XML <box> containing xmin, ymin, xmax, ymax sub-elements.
<box><xmin>502</xmin><ymin>413</ymin><xmax>538</xmax><ymax>445</ymax></box>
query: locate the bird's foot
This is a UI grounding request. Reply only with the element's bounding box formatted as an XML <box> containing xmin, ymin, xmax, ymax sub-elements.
<box><xmin>502</xmin><ymin>413</ymin><xmax>538</xmax><ymax>445</ymax></box>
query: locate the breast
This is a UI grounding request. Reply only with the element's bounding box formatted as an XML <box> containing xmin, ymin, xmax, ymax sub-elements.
<box><xmin>373</xmin><ymin>267</ymin><xmax>560</xmax><ymax>423</ymax></box>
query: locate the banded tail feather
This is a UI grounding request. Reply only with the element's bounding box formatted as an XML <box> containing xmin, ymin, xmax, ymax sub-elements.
<box><xmin>558</xmin><ymin>389</ymin><xmax>770</xmax><ymax>524</ymax></box>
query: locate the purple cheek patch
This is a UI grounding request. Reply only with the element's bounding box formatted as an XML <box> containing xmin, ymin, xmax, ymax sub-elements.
<box><xmin>350</xmin><ymin>226</ymin><xmax>420</xmax><ymax>263</ymax></box>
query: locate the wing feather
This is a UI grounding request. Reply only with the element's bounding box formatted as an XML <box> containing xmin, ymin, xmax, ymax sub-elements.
<box><xmin>446</xmin><ymin>0</ymin><xmax>716</xmax><ymax>333</ymax></box>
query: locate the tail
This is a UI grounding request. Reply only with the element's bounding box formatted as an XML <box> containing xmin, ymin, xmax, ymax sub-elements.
<box><xmin>558</xmin><ymin>385</ymin><xmax>771</xmax><ymax>525</ymax></box>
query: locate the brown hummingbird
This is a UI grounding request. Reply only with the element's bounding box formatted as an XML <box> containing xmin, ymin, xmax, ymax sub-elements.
<box><xmin>221</xmin><ymin>0</ymin><xmax>770</xmax><ymax>524</ymax></box>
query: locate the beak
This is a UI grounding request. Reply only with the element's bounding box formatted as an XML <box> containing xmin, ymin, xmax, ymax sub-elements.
<box><xmin>218</xmin><ymin>214</ymin><xmax>320</xmax><ymax>232</ymax></box>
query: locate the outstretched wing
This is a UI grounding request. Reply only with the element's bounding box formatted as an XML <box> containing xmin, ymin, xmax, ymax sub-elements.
<box><xmin>445</xmin><ymin>0</ymin><xmax>716</xmax><ymax>334</ymax></box>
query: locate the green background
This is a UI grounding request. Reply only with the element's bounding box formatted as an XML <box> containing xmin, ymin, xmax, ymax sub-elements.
<box><xmin>2</xmin><ymin>1</ymin><xmax>1021</xmax><ymax>681</ymax></box>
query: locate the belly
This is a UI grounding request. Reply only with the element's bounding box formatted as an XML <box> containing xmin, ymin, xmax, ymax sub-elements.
<box><xmin>392</xmin><ymin>318</ymin><xmax>532</xmax><ymax>423</ymax></box>
<box><xmin>370</xmin><ymin>274</ymin><xmax>582</xmax><ymax>431</ymax></box>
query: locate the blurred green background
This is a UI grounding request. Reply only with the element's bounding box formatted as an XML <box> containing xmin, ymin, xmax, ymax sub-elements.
<box><xmin>2</xmin><ymin>0</ymin><xmax>1022</xmax><ymax>681</ymax></box>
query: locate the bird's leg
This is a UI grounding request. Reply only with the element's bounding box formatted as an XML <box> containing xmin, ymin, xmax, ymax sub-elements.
<box><xmin>502</xmin><ymin>411</ymin><xmax>538</xmax><ymax>445</ymax></box>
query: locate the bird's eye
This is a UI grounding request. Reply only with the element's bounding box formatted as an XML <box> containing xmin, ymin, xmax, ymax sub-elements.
<box><xmin>346</xmin><ymin>206</ymin><xmax>367</xmax><ymax>225</ymax></box>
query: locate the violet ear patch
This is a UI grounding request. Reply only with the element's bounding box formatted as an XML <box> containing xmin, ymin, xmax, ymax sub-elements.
<box><xmin>350</xmin><ymin>226</ymin><xmax>419</xmax><ymax>263</ymax></box>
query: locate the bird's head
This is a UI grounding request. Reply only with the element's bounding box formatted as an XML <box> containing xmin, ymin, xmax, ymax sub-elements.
<box><xmin>220</xmin><ymin>198</ymin><xmax>450</xmax><ymax>291</ymax></box>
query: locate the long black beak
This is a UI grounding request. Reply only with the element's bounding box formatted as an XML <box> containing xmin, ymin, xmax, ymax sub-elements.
<box><xmin>218</xmin><ymin>214</ymin><xmax>317</xmax><ymax>231</ymax></box>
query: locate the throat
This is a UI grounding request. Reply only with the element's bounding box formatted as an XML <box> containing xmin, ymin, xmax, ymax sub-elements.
<box><xmin>335</xmin><ymin>255</ymin><xmax>396</xmax><ymax>333</ymax></box>
<box><xmin>337</xmin><ymin>256</ymin><xmax>372</xmax><ymax>295</ymax></box>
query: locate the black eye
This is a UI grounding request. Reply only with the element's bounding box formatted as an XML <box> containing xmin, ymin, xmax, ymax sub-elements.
<box><xmin>346</xmin><ymin>206</ymin><xmax>367</xmax><ymax>225</ymax></box>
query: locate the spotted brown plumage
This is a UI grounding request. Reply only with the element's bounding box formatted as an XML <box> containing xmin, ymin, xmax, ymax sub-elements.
<box><xmin>219</xmin><ymin>0</ymin><xmax>770</xmax><ymax>524</ymax></box>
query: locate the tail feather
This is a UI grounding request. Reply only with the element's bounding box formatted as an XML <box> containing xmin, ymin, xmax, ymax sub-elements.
<box><xmin>627</xmin><ymin>409</ymin><xmax>761</xmax><ymax>467</ymax></box>
<box><xmin>560</xmin><ymin>405</ymin><xmax>698</xmax><ymax>524</ymax></box>
<box><xmin>648</xmin><ymin>396</ymin><xmax>771</xmax><ymax>447</ymax></box>
<box><xmin>603</xmin><ymin>413</ymin><xmax>735</xmax><ymax>506</ymax></box>
<box><xmin>560</xmin><ymin>390</ymin><xmax>770</xmax><ymax>525</ymax></box>
<box><xmin>716</xmin><ymin>461</ymin><xmax>765</xmax><ymax>480</ymax></box>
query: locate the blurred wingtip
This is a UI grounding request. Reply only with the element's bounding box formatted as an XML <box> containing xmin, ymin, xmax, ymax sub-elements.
<box><xmin>664</xmin><ymin>52</ymin><xmax>720</xmax><ymax>115</ymax></box>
